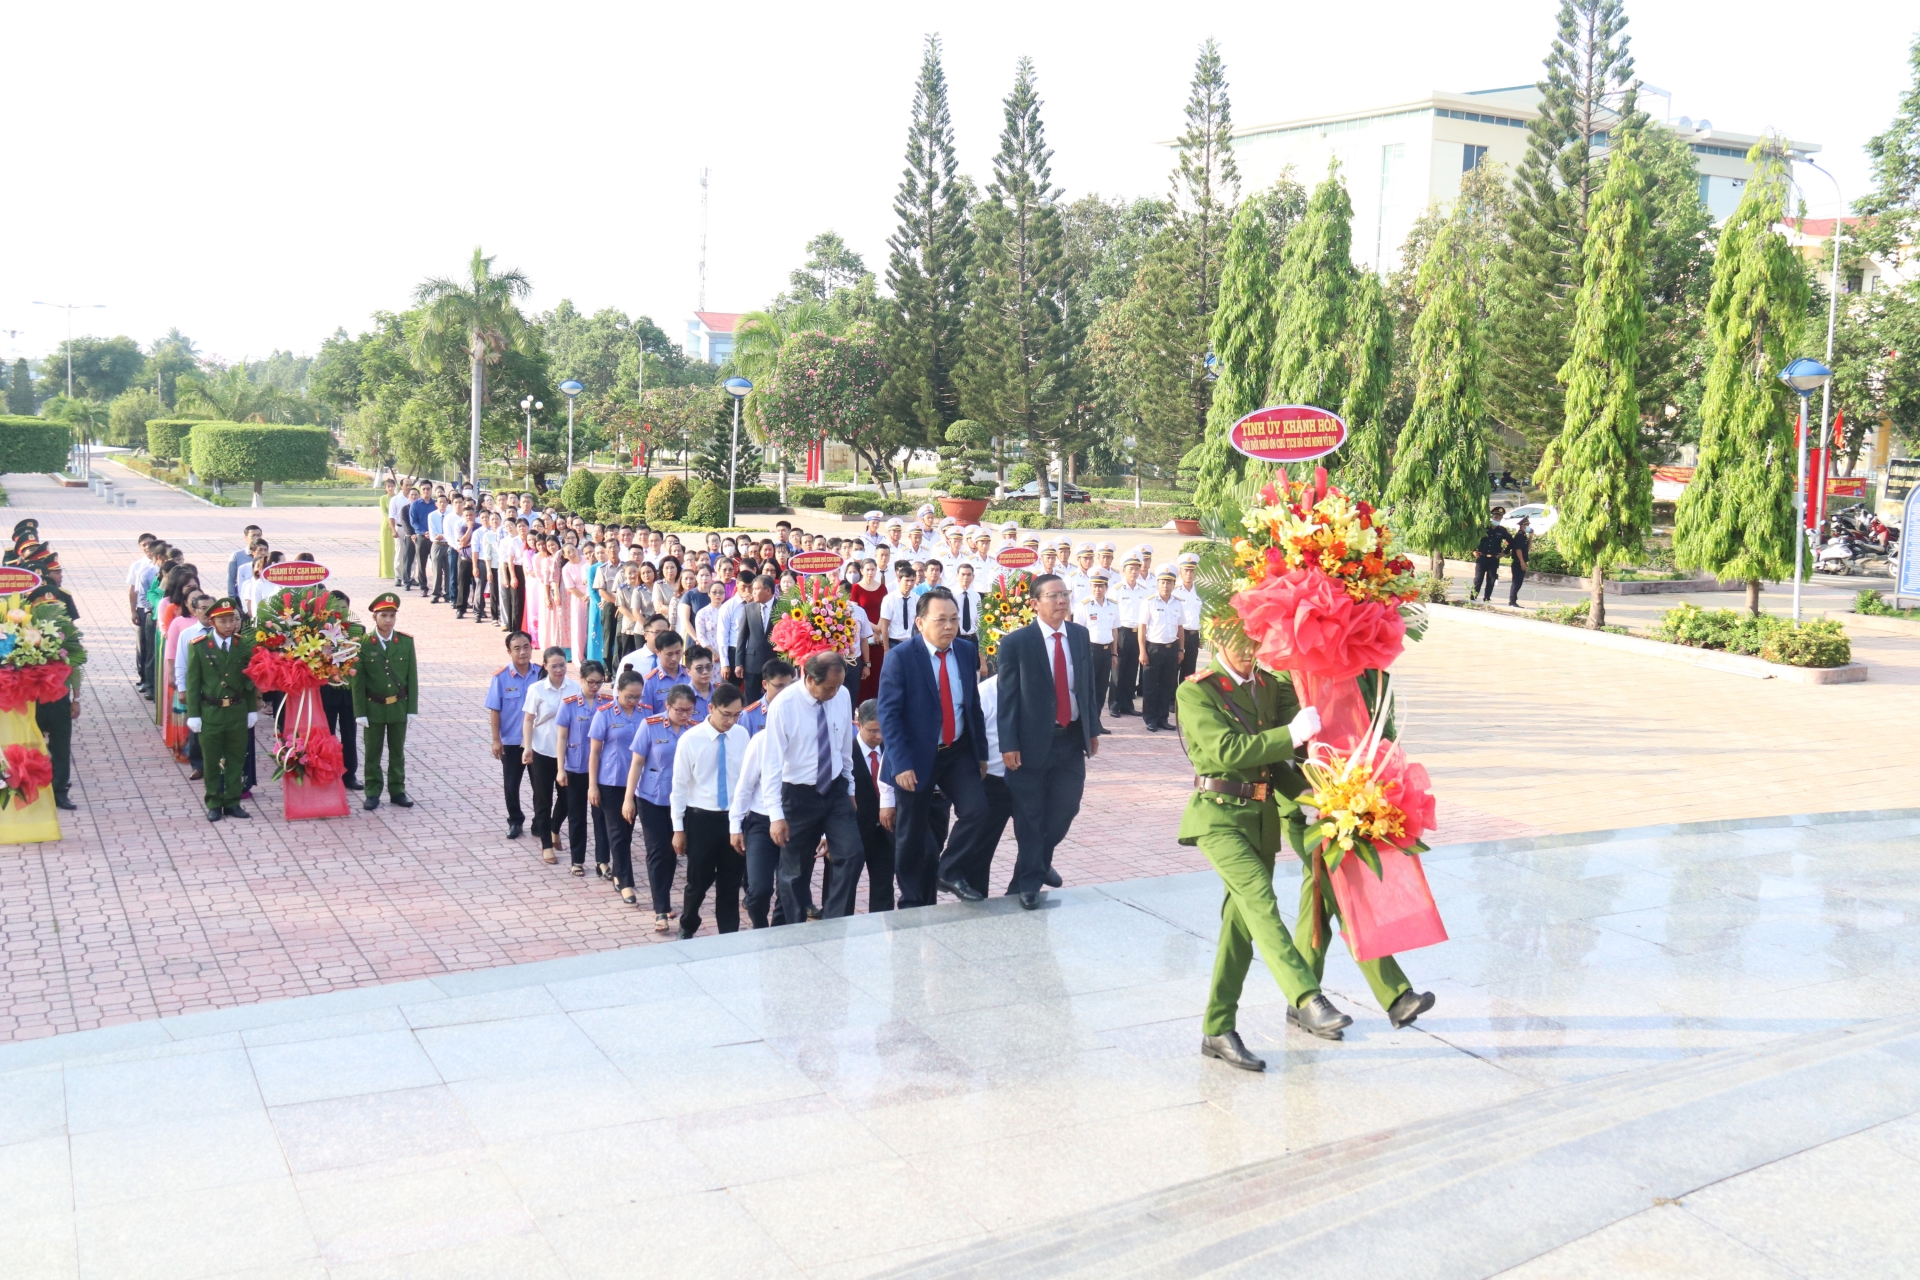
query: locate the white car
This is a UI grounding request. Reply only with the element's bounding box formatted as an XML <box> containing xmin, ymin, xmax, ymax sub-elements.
<box><xmin>1499</xmin><ymin>504</ymin><xmax>1558</xmax><ymax>537</ymax></box>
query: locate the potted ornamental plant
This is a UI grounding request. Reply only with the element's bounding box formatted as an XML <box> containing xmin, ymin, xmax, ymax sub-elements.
<box><xmin>1171</xmin><ymin>504</ymin><xmax>1204</xmax><ymax>536</ymax></box>
<box><xmin>936</xmin><ymin>420</ymin><xmax>994</xmax><ymax>523</ymax></box>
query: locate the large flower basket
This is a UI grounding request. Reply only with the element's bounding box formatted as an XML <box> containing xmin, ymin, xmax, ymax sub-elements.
<box><xmin>0</xmin><ymin>708</ymin><xmax>59</xmax><ymax>843</ymax></box>
<box><xmin>940</xmin><ymin>497</ymin><xmax>991</xmax><ymax>524</ymax></box>
<box><xmin>1327</xmin><ymin>844</ymin><xmax>1447</xmax><ymax>963</ymax></box>
<box><xmin>276</xmin><ymin>688</ymin><xmax>348</xmax><ymax>820</ymax></box>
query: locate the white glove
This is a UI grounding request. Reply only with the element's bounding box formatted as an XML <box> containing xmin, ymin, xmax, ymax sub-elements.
<box><xmin>356</xmin><ymin>716</ymin><xmax>369</xmax><ymax>729</ymax></box>
<box><xmin>1287</xmin><ymin>705</ymin><xmax>1321</xmax><ymax>744</ymax></box>
<box><xmin>246</xmin><ymin>712</ymin><xmax>258</xmax><ymax>728</ymax></box>
<box><xmin>407</xmin><ymin>712</ymin><xmax>417</xmax><ymax>720</ymax></box>
<box><xmin>186</xmin><ymin>716</ymin><xmax>203</xmax><ymax>734</ymax></box>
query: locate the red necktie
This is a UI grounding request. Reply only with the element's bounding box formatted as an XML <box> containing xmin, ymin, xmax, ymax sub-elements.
<box><xmin>1052</xmin><ymin>629</ymin><xmax>1071</xmax><ymax>727</ymax></box>
<box><xmin>870</xmin><ymin>748</ymin><xmax>881</xmax><ymax>783</ymax></box>
<box><xmin>936</xmin><ymin>648</ymin><xmax>956</xmax><ymax>746</ymax></box>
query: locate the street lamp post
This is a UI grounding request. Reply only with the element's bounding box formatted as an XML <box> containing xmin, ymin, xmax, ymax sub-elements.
<box><xmin>32</xmin><ymin>300</ymin><xmax>105</xmax><ymax>480</ymax></box>
<box><xmin>520</xmin><ymin>395</ymin><xmax>543</xmax><ymax>490</ymax></box>
<box><xmin>1780</xmin><ymin>357</ymin><xmax>1833</xmax><ymax>623</ymax></box>
<box><xmin>723</xmin><ymin>377</ymin><xmax>752</xmax><ymax>527</ymax></box>
<box><xmin>1794</xmin><ymin>156</ymin><xmax>1848</xmax><ymax>472</ymax></box>
<box><xmin>560</xmin><ymin>381</ymin><xmax>584</xmax><ymax>473</ymax></box>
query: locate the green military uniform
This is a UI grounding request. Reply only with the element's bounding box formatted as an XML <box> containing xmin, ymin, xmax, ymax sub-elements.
<box><xmin>1177</xmin><ymin>659</ymin><xmax>1414</xmax><ymax>1036</ymax></box>
<box><xmin>352</xmin><ymin>600</ymin><xmax>417</xmax><ymax>802</ymax></box>
<box><xmin>184</xmin><ymin>605</ymin><xmax>257</xmax><ymax>815</ymax></box>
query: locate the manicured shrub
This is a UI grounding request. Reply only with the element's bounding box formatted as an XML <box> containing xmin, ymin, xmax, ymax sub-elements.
<box><xmin>594</xmin><ymin>471</ymin><xmax>630</xmax><ymax>514</ymax></box>
<box><xmin>144</xmin><ymin>419</ymin><xmax>203</xmax><ymax>464</ymax></box>
<box><xmin>1006</xmin><ymin>462</ymin><xmax>1037</xmax><ymax>488</ymax></box>
<box><xmin>824</xmin><ymin>495</ymin><xmax>913</xmax><ymax>516</ymax></box>
<box><xmin>559</xmin><ymin>467</ymin><xmax>599</xmax><ymax>512</ymax></box>
<box><xmin>686</xmin><ymin>480</ymin><xmax>728</xmax><ymax>527</ymax></box>
<box><xmin>644</xmin><ymin>473</ymin><xmax>689</xmax><ymax>523</ymax></box>
<box><xmin>790</xmin><ymin>486</ymin><xmax>833</xmax><ymax>508</ymax></box>
<box><xmin>187</xmin><ymin>423</ymin><xmax>330</xmax><ymax>498</ymax></box>
<box><xmin>731</xmin><ymin>485</ymin><xmax>780</xmax><ymax>510</ymax></box>
<box><xmin>0</xmin><ymin>416</ymin><xmax>71</xmax><ymax>474</ymax></box>
<box><xmin>1653</xmin><ymin>604</ymin><xmax>1852</xmax><ymax>667</ymax></box>
<box><xmin>621</xmin><ymin>475</ymin><xmax>658</xmax><ymax>516</ymax></box>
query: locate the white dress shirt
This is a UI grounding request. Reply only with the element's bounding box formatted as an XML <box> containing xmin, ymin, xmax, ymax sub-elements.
<box><xmin>175</xmin><ymin>621</ymin><xmax>206</xmax><ymax>691</ymax></box>
<box><xmin>1035</xmin><ymin>618</ymin><xmax>1079</xmax><ymax>721</ymax></box>
<box><xmin>1074</xmin><ymin>596</ymin><xmax>1120</xmax><ymax>645</ymax></box>
<box><xmin>1141</xmin><ymin>595</ymin><xmax>1185</xmax><ymax>644</ymax></box>
<box><xmin>671</xmin><ymin>719</ymin><xmax>750</xmax><ymax>830</ymax></box>
<box><xmin>756</xmin><ymin>684</ymin><xmax>855</xmax><ymax>820</ymax></box>
<box><xmin>878</xmin><ymin>590</ymin><xmax>914</xmax><ymax>642</ymax></box>
<box><xmin>523</xmin><ymin>677</ymin><xmax>580</xmax><ymax>756</ymax></box>
<box><xmin>857</xmin><ymin>736</ymin><xmax>897</xmax><ymax>808</ymax></box>
<box><xmin>1111</xmin><ymin>579</ymin><xmax>1152</xmax><ymax>627</ymax></box>
<box><xmin>1174</xmin><ymin>584</ymin><xmax>1202</xmax><ymax>630</ymax></box>
<box><xmin>977</xmin><ymin>675</ymin><xmax>1006</xmax><ymax>778</ymax></box>
<box><xmin>951</xmin><ymin>585</ymin><xmax>983</xmax><ymax>636</ymax></box>
<box><xmin>729</xmin><ymin>727</ymin><xmax>775</xmax><ymax>832</ymax></box>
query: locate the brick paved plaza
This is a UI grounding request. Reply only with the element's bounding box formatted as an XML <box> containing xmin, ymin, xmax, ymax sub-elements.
<box><xmin>1</xmin><ymin>463</ymin><xmax>1913</xmax><ymax>1044</ymax></box>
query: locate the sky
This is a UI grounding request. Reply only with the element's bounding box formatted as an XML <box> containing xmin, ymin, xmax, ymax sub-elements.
<box><xmin>5</xmin><ymin>0</ymin><xmax>1914</xmax><ymax>374</ymax></box>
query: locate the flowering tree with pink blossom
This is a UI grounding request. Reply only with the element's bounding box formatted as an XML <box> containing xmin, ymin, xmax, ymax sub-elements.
<box><xmin>759</xmin><ymin>324</ymin><xmax>896</xmax><ymax>492</ymax></box>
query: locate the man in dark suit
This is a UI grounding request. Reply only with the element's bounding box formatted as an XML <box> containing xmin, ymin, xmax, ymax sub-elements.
<box><xmin>850</xmin><ymin>698</ymin><xmax>896</xmax><ymax>912</ymax></box>
<box><xmin>996</xmin><ymin>573</ymin><xmax>1102</xmax><ymax>908</ymax></box>
<box><xmin>732</xmin><ymin>574</ymin><xmax>779</xmax><ymax>705</ymax></box>
<box><xmin>875</xmin><ymin>586</ymin><xmax>989</xmax><ymax>909</ymax></box>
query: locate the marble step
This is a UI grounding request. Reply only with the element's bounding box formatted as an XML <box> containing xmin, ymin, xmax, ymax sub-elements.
<box><xmin>883</xmin><ymin>1013</ymin><xmax>1920</xmax><ymax>1279</ymax></box>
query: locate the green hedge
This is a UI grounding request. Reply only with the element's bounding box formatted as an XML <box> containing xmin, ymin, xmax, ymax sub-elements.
<box><xmin>0</xmin><ymin>416</ymin><xmax>70</xmax><ymax>474</ymax></box>
<box><xmin>594</xmin><ymin>471</ymin><xmax>630</xmax><ymax>514</ymax></box>
<box><xmin>559</xmin><ymin>467</ymin><xmax>599</xmax><ymax>512</ymax></box>
<box><xmin>187</xmin><ymin>423</ymin><xmax>331</xmax><ymax>488</ymax></box>
<box><xmin>790</xmin><ymin>486</ymin><xmax>834</xmax><ymax>509</ymax></box>
<box><xmin>621</xmin><ymin>475</ymin><xmax>659</xmax><ymax>516</ymax></box>
<box><xmin>824</xmin><ymin>495</ymin><xmax>915</xmax><ymax>516</ymax></box>
<box><xmin>144</xmin><ymin>418</ymin><xmax>203</xmax><ymax>463</ymax></box>
<box><xmin>731</xmin><ymin>485</ymin><xmax>780</xmax><ymax>509</ymax></box>
<box><xmin>1653</xmin><ymin>604</ymin><xmax>1853</xmax><ymax>668</ymax></box>
<box><xmin>686</xmin><ymin>480</ymin><xmax>728</xmax><ymax>527</ymax></box>
<box><xmin>645</xmin><ymin>474</ymin><xmax>689</xmax><ymax>522</ymax></box>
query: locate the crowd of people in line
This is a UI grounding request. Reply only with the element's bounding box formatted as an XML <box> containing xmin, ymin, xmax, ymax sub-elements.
<box><xmin>381</xmin><ymin>475</ymin><xmax>1209</xmax><ymax>935</ymax></box>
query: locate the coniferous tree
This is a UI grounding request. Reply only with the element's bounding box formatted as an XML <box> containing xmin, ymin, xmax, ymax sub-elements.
<box><xmin>1487</xmin><ymin>0</ymin><xmax>1635</xmax><ymax>472</ymax></box>
<box><xmin>1335</xmin><ymin>272</ymin><xmax>1393</xmax><ymax>502</ymax></box>
<box><xmin>958</xmin><ymin>57</ymin><xmax>1076</xmax><ymax>511</ymax></box>
<box><xmin>1192</xmin><ymin>199</ymin><xmax>1277</xmax><ymax>509</ymax></box>
<box><xmin>1384</xmin><ymin>214</ymin><xmax>1490</xmax><ymax>576</ymax></box>
<box><xmin>1538</xmin><ymin>129</ymin><xmax>1652</xmax><ymax>629</ymax></box>
<box><xmin>6</xmin><ymin>359</ymin><xmax>33</xmax><ymax>415</ymax></box>
<box><xmin>879</xmin><ymin>35</ymin><xmax>973</xmax><ymax>491</ymax></box>
<box><xmin>1268</xmin><ymin>166</ymin><xmax>1358</xmax><ymax>411</ymax></box>
<box><xmin>1673</xmin><ymin>143</ymin><xmax>1808</xmax><ymax>615</ymax></box>
<box><xmin>1172</xmin><ymin>38</ymin><xmax>1239</xmax><ymax>340</ymax></box>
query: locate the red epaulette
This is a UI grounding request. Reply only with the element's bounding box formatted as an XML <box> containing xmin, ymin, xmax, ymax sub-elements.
<box><xmin>743</xmin><ymin>699</ymin><xmax>763</xmax><ymax>713</ymax></box>
<box><xmin>394</xmin><ymin>631</ymin><xmax>411</xmax><ymax>640</ymax></box>
<box><xmin>1183</xmin><ymin>670</ymin><xmax>1213</xmax><ymax>683</ymax></box>
<box><xmin>494</xmin><ymin>665</ymin><xmax>512</xmax><ymax>676</ymax></box>
<box><xmin>645</xmin><ymin>713</ymin><xmax>667</xmax><ymax>724</ymax></box>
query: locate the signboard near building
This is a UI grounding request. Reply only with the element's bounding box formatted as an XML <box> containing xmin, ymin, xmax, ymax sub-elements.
<box><xmin>1885</xmin><ymin>459</ymin><xmax>1920</xmax><ymax>503</ymax></box>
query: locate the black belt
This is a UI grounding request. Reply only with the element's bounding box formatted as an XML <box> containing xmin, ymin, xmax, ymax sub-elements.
<box><xmin>1053</xmin><ymin>718</ymin><xmax>1082</xmax><ymax>734</ymax></box>
<box><xmin>376</xmin><ymin>692</ymin><xmax>408</xmax><ymax>704</ymax></box>
<box><xmin>1195</xmin><ymin>775</ymin><xmax>1268</xmax><ymax>801</ymax></box>
<box><xmin>935</xmin><ymin>740</ymin><xmax>968</xmax><ymax>753</ymax></box>
<box><xmin>215</xmin><ymin>696</ymin><xmax>238</xmax><ymax>707</ymax></box>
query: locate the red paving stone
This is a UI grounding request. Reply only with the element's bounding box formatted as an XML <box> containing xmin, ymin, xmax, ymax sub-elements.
<box><xmin>0</xmin><ymin>465</ymin><xmax>1532</xmax><ymax>1042</ymax></box>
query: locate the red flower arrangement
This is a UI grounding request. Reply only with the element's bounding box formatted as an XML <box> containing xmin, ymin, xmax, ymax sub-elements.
<box><xmin>770</xmin><ymin>576</ymin><xmax>859</xmax><ymax>665</ymax></box>
<box><xmin>0</xmin><ymin>662</ymin><xmax>73</xmax><ymax>713</ymax></box>
<box><xmin>0</xmin><ymin>743</ymin><xmax>54</xmax><ymax>808</ymax></box>
<box><xmin>1236</xmin><ymin>568</ymin><xmax>1408</xmax><ymax>681</ymax></box>
<box><xmin>272</xmin><ymin>728</ymin><xmax>345</xmax><ymax>788</ymax></box>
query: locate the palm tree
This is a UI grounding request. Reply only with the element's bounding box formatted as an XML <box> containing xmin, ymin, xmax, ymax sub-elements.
<box><xmin>48</xmin><ymin>397</ymin><xmax>109</xmax><ymax>478</ymax></box>
<box><xmin>731</xmin><ymin>300</ymin><xmax>843</xmax><ymax>501</ymax></box>
<box><xmin>413</xmin><ymin>247</ymin><xmax>533</xmax><ymax>489</ymax></box>
<box><xmin>175</xmin><ymin>364</ymin><xmax>287</xmax><ymax>423</ymax></box>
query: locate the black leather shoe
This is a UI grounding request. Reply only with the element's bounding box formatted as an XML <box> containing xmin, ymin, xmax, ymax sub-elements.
<box><xmin>54</xmin><ymin>796</ymin><xmax>76</xmax><ymax>811</ymax></box>
<box><xmin>1288</xmin><ymin>994</ymin><xmax>1353</xmax><ymax>1040</ymax></box>
<box><xmin>1388</xmin><ymin>989</ymin><xmax>1436</xmax><ymax>1029</ymax></box>
<box><xmin>224</xmin><ymin>804</ymin><xmax>251</xmax><ymax>818</ymax></box>
<box><xmin>1018</xmin><ymin>890</ymin><xmax>1042</xmax><ymax>910</ymax></box>
<box><xmin>507</xmin><ymin>821</ymin><xmax>523</xmax><ymax>839</ymax></box>
<box><xmin>938</xmin><ymin>878</ymin><xmax>985</xmax><ymax>902</ymax></box>
<box><xmin>1201</xmin><ymin>1030</ymin><xmax>1266</xmax><ymax>1072</ymax></box>
<box><xmin>1041</xmin><ymin>866</ymin><xmax>1063</xmax><ymax>889</ymax></box>
<box><xmin>389</xmin><ymin>792</ymin><xmax>414</xmax><ymax>807</ymax></box>
<box><xmin>342</xmin><ymin>774</ymin><xmax>363</xmax><ymax>791</ymax></box>
<box><xmin>206</xmin><ymin>806</ymin><xmax>224</xmax><ymax>823</ymax></box>
<box><xmin>363</xmin><ymin>794</ymin><xmax>380</xmax><ymax>811</ymax></box>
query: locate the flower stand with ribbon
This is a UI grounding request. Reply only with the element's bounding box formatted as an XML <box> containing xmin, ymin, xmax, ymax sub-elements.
<box><xmin>0</xmin><ymin>584</ymin><xmax>72</xmax><ymax>843</ymax></box>
<box><xmin>243</xmin><ymin>586</ymin><xmax>359</xmax><ymax>822</ymax></box>
<box><xmin>275</xmin><ymin>686</ymin><xmax>349</xmax><ymax>820</ymax></box>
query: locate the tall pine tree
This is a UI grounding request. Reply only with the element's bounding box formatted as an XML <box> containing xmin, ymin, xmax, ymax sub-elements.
<box><xmin>1268</xmin><ymin>166</ymin><xmax>1358</xmax><ymax>411</ymax></box>
<box><xmin>1385</xmin><ymin>213</ymin><xmax>1490</xmax><ymax>576</ymax></box>
<box><xmin>5</xmin><ymin>359</ymin><xmax>33</xmax><ymax>415</ymax></box>
<box><xmin>1335</xmin><ymin>272</ymin><xmax>1393</xmax><ymax>501</ymax></box>
<box><xmin>879</xmin><ymin>35</ymin><xmax>973</xmax><ymax>492</ymax></box>
<box><xmin>957</xmin><ymin>57</ymin><xmax>1076</xmax><ymax>511</ymax></box>
<box><xmin>1487</xmin><ymin>0</ymin><xmax>1635</xmax><ymax>472</ymax></box>
<box><xmin>1538</xmin><ymin>128</ymin><xmax>1651</xmax><ymax>629</ymax></box>
<box><xmin>1673</xmin><ymin>142</ymin><xmax>1808</xmax><ymax>615</ymax></box>
<box><xmin>1192</xmin><ymin>199</ymin><xmax>1277</xmax><ymax>509</ymax></box>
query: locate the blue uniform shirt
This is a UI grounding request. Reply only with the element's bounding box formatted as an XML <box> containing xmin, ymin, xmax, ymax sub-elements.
<box><xmin>486</xmin><ymin>662</ymin><xmax>539</xmax><ymax>746</ymax></box>
<box><xmin>559</xmin><ymin>692</ymin><xmax>607</xmax><ymax>774</ymax></box>
<box><xmin>634</xmin><ymin>715</ymin><xmax>690</xmax><ymax>806</ymax></box>
<box><xmin>408</xmin><ymin>498</ymin><xmax>434</xmax><ymax>534</ymax></box>
<box><xmin>739</xmin><ymin>698</ymin><xmax>768</xmax><ymax>736</ymax></box>
<box><xmin>590</xmin><ymin>703</ymin><xmax>646</xmax><ymax>787</ymax></box>
<box><xmin>640</xmin><ymin>666</ymin><xmax>691</xmax><ymax>715</ymax></box>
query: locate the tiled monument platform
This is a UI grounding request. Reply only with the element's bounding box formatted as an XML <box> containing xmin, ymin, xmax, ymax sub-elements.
<box><xmin>5</xmin><ymin>811</ymin><xmax>1920</xmax><ymax>1279</ymax></box>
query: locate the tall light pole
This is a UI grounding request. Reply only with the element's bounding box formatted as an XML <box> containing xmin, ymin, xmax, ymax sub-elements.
<box><xmin>32</xmin><ymin>301</ymin><xmax>105</xmax><ymax>480</ymax></box>
<box><xmin>520</xmin><ymin>395</ymin><xmax>542</xmax><ymax>490</ymax></box>
<box><xmin>560</xmin><ymin>381</ymin><xmax>584</xmax><ymax>473</ymax></box>
<box><xmin>724</xmin><ymin>376</ymin><xmax>752</xmax><ymax>527</ymax></box>
<box><xmin>1794</xmin><ymin>155</ymin><xmax>1847</xmax><ymax>471</ymax></box>
<box><xmin>1781</xmin><ymin>357</ymin><xmax>1833</xmax><ymax>623</ymax></box>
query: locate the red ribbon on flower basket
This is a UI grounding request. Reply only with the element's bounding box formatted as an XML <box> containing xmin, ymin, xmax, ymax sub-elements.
<box><xmin>245</xmin><ymin>647</ymin><xmax>322</xmax><ymax>694</ymax></box>
<box><xmin>770</xmin><ymin>575</ymin><xmax>859</xmax><ymax>665</ymax></box>
<box><xmin>275</xmin><ymin>687</ymin><xmax>349</xmax><ymax>819</ymax></box>
<box><xmin>0</xmin><ymin>662</ymin><xmax>73</xmax><ymax>713</ymax></box>
<box><xmin>0</xmin><ymin>743</ymin><xmax>54</xmax><ymax>808</ymax></box>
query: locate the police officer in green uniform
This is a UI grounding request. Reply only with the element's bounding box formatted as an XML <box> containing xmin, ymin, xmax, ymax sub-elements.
<box><xmin>184</xmin><ymin>597</ymin><xmax>257</xmax><ymax>821</ymax></box>
<box><xmin>353</xmin><ymin>592</ymin><xmax>417</xmax><ymax>811</ymax></box>
<box><xmin>23</xmin><ymin>552</ymin><xmax>82</xmax><ymax>811</ymax></box>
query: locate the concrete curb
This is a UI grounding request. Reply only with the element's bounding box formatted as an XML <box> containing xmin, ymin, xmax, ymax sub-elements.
<box><xmin>1527</xmin><ymin>570</ymin><xmax>1747</xmax><ymax>595</ymax></box>
<box><xmin>1844</xmin><ymin>611</ymin><xmax>1920</xmax><ymax>638</ymax></box>
<box><xmin>1426</xmin><ymin>603</ymin><xmax>1869</xmax><ymax>684</ymax></box>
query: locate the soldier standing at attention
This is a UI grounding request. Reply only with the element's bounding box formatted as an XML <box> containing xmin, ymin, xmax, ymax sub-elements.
<box><xmin>1176</xmin><ymin>626</ymin><xmax>1352</xmax><ymax>1071</ymax></box>
<box><xmin>353</xmin><ymin>592</ymin><xmax>417</xmax><ymax>811</ymax></box>
<box><xmin>1473</xmin><ymin>509</ymin><xmax>1510</xmax><ymax>603</ymax></box>
<box><xmin>184</xmin><ymin>598</ymin><xmax>258</xmax><ymax>823</ymax></box>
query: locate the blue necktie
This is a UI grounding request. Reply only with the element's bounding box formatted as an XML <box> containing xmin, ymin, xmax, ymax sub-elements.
<box><xmin>815</xmin><ymin>698</ymin><xmax>834</xmax><ymax>795</ymax></box>
<box><xmin>716</xmin><ymin>731</ymin><xmax>729</xmax><ymax>809</ymax></box>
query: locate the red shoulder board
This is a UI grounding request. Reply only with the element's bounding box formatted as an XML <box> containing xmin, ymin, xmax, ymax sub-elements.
<box><xmin>743</xmin><ymin>699</ymin><xmax>763</xmax><ymax>713</ymax></box>
<box><xmin>394</xmin><ymin>631</ymin><xmax>411</xmax><ymax>640</ymax></box>
<box><xmin>1183</xmin><ymin>670</ymin><xmax>1212</xmax><ymax>683</ymax></box>
<box><xmin>645</xmin><ymin>714</ymin><xmax>667</xmax><ymax>724</ymax></box>
<box><xmin>494</xmin><ymin>665</ymin><xmax>512</xmax><ymax>677</ymax></box>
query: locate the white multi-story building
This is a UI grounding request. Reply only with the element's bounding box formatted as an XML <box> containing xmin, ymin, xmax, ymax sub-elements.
<box><xmin>1214</xmin><ymin>84</ymin><xmax>1820</xmax><ymax>272</ymax></box>
<box><xmin>685</xmin><ymin>311</ymin><xmax>740</xmax><ymax>365</ymax></box>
